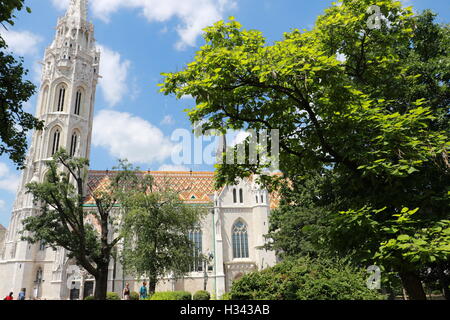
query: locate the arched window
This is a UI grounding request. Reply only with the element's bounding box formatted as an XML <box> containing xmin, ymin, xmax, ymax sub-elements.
<box><xmin>232</xmin><ymin>221</ymin><xmax>249</xmax><ymax>259</ymax></box>
<box><xmin>233</xmin><ymin>189</ymin><xmax>237</xmax><ymax>203</ymax></box>
<box><xmin>260</xmin><ymin>194</ymin><xmax>264</xmax><ymax>203</ymax></box>
<box><xmin>51</xmin><ymin>128</ymin><xmax>61</xmax><ymax>156</ymax></box>
<box><xmin>70</xmin><ymin>132</ymin><xmax>79</xmax><ymax>157</ymax></box>
<box><xmin>256</xmin><ymin>195</ymin><xmax>259</xmax><ymax>203</ymax></box>
<box><xmin>56</xmin><ymin>84</ymin><xmax>67</xmax><ymax>112</ymax></box>
<box><xmin>188</xmin><ymin>230</ymin><xmax>203</xmax><ymax>272</ymax></box>
<box><xmin>74</xmin><ymin>89</ymin><xmax>83</xmax><ymax>115</ymax></box>
<box><xmin>239</xmin><ymin>189</ymin><xmax>244</xmax><ymax>203</ymax></box>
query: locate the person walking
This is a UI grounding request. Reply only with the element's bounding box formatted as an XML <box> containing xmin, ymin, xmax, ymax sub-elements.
<box><xmin>18</xmin><ymin>289</ymin><xmax>26</xmax><ymax>300</ymax></box>
<box><xmin>4</xmin><ymin>292</ymin><xmax>14</xmax><ymax>300</ymax></box>
<box><xmin>139</xmin><ymin>282</ymin><xmax>148</xmax><ymax>300</ymax></box>
<box><xmin>122</xmin><ymin>283</ymin><xmax>131</xmax><ymax>300</ymax></box>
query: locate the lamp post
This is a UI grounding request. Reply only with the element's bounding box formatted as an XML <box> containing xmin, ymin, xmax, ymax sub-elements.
<box><xmin>203</xmin><ymin>252</ymin><xmax>214</xmax><ymax>291</ymax></box>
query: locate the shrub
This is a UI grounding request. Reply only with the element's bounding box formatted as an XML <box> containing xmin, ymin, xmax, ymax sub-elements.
<box><xmin>84</xmin><ymin>296</ymin><xmax>95</xmax><ymax>300</ymax></box>
<box><xmin>221</xmin><ymin>292</ymin><xmax>232</xmax><ymax>300</ymax></box>
<box><xmin>150</xmin><ymin>291</ymin><xmax>192</xmax><ymax>300</ymax></box>
<box><xmin>230</xmin><ymin>257</ymin><xmax>386</xmax><ymax>300</ymax></box>
<box><xmin>130</xmin><ymin>291</ymin><xmax>140</xmax><ymax>300</ymax></box>
<box><xmin>193</xmin><ymin>290</ymin><xmax>211</xmax><ymax>300</ymax></box>
<box><xmin>106</xmin><ymin>292</ymin><xmax>121</xmax><ymax>300</ymax></box>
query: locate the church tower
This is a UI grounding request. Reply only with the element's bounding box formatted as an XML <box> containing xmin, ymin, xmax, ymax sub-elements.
<box><xmin>0</xmin><ymin>0</ymin><xmax>100</xmax><ymax>299</ymax></box>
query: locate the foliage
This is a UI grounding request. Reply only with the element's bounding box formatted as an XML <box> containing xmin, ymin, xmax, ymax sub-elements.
<box><xmin>229</xmin><ymin>257</ymin><xmax>385</xmax><ymax>300</ymax></box>
<box><xmin>0</xmin><ymin>0</ymin><xmax>43</xmax><ymax>168</ymax></box>
<box><xmin>150</xmin><ymin>291</ymin><xmax>192</xmax><ymax>301</ymax></box>
<box><xmin>84</xmin><ymin>296</ymin><xmax>95</xmax><ymax>301</ymax></box>
<box><xmin>120</xmin><ymin>174</ymin><xmax>207</xmax><ymax>294</ymax></box>
<box><xmin>193</xmin><ymin>290</ymin><xmax>211</xmax><ymax>300</ymax></box>
<box><xmin>129</xmin><ymin>292</ymin><xmax>140</xmax><ymax>301</ymax></box>
<box><xmin>22</xmin><ymin>152</ymin><xmax>134</xmax><ymax>300</ymax></box>
<box><xmin>160</xmin><ymin>0</ymin><xmax>450</xmax><ymax>300</ymax></box>
<box><xmin>106</xmin><ymin>292</ymin><xmax>120</xmax><ymax>300</ymax></box>
<box><xmin>221</xmin><ymin>292</ymin><xmax>232</xmax><ymax>300</ymax></box>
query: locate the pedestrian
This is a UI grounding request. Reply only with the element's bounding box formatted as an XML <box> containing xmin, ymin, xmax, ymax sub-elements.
<box><xmin>122</xmin><ymin>283</ymin><xmax>131</xmax><ymax>300</ymax></box>
<box><xmin>4</xmin><ymin>292</ymin><xmax>13</xmax><ymax>300</ymax></box>
<box><xmin>139</xmin><ymin>282</ymin><xmax>148</xmax><ymax>300</ymax></box>
<box><xmin>18</xmin><ymin>288</ymin><xmax>26</xmax><ymax>300</ymax></box>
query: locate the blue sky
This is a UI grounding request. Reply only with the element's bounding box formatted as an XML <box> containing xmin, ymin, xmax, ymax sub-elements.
<box><xmin>0</xmin><ymin>0</ymin><xmax>448</xmax><ymax>227</ymax></box>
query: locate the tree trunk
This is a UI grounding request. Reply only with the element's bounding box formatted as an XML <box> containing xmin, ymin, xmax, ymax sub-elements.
<box><xmin>399</xmin><ymin>271</ymin><xmax>427</xmax><ymax>300</ymax></box>
<box><xmin>94</xmin><ymin>266</ymin><xmax>109</xmax><ymax>300</ymax></box>
<box><xmin>440</xmin><ymin>277</ymin><xmax>450</xmax><ymax>300</ymax></box>
<box><xmin>149</xmin><ymin>275</ymin><xmax>157</xmax><ymax>295</ymax></box>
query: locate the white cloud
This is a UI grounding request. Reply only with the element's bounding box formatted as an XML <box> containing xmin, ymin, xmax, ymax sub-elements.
<box><xmin>93</xmin><ymin>110</ymin><xmax>179</xmax><ymax>164</ymax></box>
<box><xmin>158</xmin><ymin>164</ymin><xmax>189</xmax><ymax>171</ymax></box>
<box><xmin>161</xmin><ymin>115</ymin><xmax>175</xmax><ymax>126</ymax></box>
<box><xmin>0</xmin><ymin>29</ymin><xmax>43</xmax><ymax>56</ymax></box>
<box><xmin>0</xmin><ymin>200</ymin><xmax>5</xmax><ymax>210</ymax></box>
<box><xmin>97</xmin><ymin>44</ymin><xmax>131</xmax><ymax>107</ymax></box>
<box><xmin>51</xmin><ymin>0</ymin><xmax>70</xmax><ymax>10</ymax></box>
<box><xmin>0</xmin><ymin>163</ymin><xmax>20</xmax><ymax>194</ymax></box>
<box><xmin>51</xmin><ymin>0</ymin><xmax>237</xmax><ymax>50</ymax></box>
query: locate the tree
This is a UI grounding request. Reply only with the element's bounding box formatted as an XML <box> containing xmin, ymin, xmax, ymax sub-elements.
<box><xmin>0</xmin><ymin>0</ymin><xmax>44</xmax><ymax>168</ymax></box>
<box><xmin>120</xmin><ymin>174</ymin><xmax>207</xmax><ymax>294</ymax></box>
<box><xmin>22</xmin><ymin>151</ymin><xmax>129</xmax><ymax>300</ymax></box>
<box><xmin>160</xmin><ymin>0</ymin><xmax>449</xmax><ymax>300</ymax></box>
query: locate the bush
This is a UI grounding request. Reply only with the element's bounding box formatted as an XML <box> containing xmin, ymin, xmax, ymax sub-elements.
<box><xmin>221</xmin><ymin>292</ymin><xmax>232</xmax><ymax>300</ymax></box>
<box><xmin>106</xmin><ymin>292</ymin><xmax>121</xmax><ymax>300</ymax></box>
<box><xmin>84</xmin><ymin>296</ymin><xmax>95</xmax><ymax>300</ymax></box>
<box><xmin>130</xmin><ymin>291</ymin><xmax>140</xmax><ymax>300</ymax></box>
<box><xmin>193</xmin><ymin>290</ymin><xmax>211</xmax><ymax>300</ymax></box>
<box><xmin>230</xmin><ymin>257</ymin><xmax>386</xmax><ymax>300</ymax></box>
<box><xmin>150</xmin><ymin>291</ymin><xmax>192</xmax><ymax>300</ymax></box>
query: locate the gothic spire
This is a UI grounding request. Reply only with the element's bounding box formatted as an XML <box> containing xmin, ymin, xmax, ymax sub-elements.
<box><xmin>66</xmin><ymin>0</ymin><xmax>88</xmax><ymax>22</ymax></box>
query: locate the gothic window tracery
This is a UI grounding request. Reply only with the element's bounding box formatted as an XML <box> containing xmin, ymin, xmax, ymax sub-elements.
<box><xmin>56</xmin><ymin>84</ymin><xmax>67</xmax><ymax>112</ymax></box>
<box><xmin>188</xmin><ymin>230</ymin><xmax>203</xmax><ymax>272</ymax></box>
<box><xmin>232</xmin><ymin>221</ymin><xmax>249</xmax><ymax>259</ymax></box>
<box><xmin>70</xmin><ymin>132</ymin><xmax>79</xmax><ymax>157</ymax></box>
<box><xmin>51</xmin><ymin>128</ymin><xmax>61</xmax><ymax>156</ymax></box>
<box><xmin>74</xmin><ymin>89</ymin><xmax>83</xmax><ymax>115</ymax></box>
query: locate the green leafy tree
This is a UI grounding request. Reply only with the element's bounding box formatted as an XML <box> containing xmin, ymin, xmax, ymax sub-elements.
<box><xmin>22</xmin><ymin>151</ymin><xmax>131</xmax><ymax>300</ymax></box>
<box><xmin>160</xmin><ymin>0</ymin><xmax>449</xmax><ymax>300</ymax></box>
<box><xmin>120</xmin><ymin>175</ymin><xmax>207</xmax><ymax>294</ymax></box>
<box><xmin>0</xmin><ymin>0</ymin><xmax>43</xmax><ymax>168</ymax></box>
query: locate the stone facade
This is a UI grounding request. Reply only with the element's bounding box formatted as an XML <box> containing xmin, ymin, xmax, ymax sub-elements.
<box><xmin>0</xmin><ymin>0</ymin><xmax>276</xmax><ymax>300</ymax></box>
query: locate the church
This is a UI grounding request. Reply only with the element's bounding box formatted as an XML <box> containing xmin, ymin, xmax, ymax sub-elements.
<box><xmin>0</xmin><ymin>0</ymin><xmax>277</xmax><ymax>300</ymax></box>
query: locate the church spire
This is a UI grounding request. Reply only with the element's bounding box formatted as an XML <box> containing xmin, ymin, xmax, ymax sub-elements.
<box><xmin>66</xmin><ymin>0</ymin><xmax>88</xmax><ymax>22</ymax></box>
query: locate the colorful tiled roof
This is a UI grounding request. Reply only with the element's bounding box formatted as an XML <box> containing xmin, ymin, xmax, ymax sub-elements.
<box><xmin>86</xmin><ymin>171</ymin><xmax>217</xmax><ymax>205</ymax></box>
<box><xmin>85</xmin><ymin>171</ymin><xmax>280</xmax><ymax>209</ymax></box>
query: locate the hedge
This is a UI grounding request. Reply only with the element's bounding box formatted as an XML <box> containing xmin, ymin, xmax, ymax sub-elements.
<box><xmin>229</xmin><ymin>256</ymin><xmax>386</xmax><ymax>300</ymax></box>
<box><xmin>150</xmin><ymin>291</ymin><xmax>192</xmax><ymax>300</ymax></box>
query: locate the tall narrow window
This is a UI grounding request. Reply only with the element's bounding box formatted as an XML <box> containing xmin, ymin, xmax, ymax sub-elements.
<box><xmin>233</xmin><ymin>189</ymin><xmax>237</xmax><ymax>203</ymax></box>
<box><xmin>232</xmin><ymin>221</ymin><xmax>249</xmax><ymax>259</ymax></box>
<box><xmin>74</xmin><ymin>90</ymin><xmax>82</xmax><ymax>115</ymax></box>
<box><xmin>51</xmin><ymin>129</ymin><xmax>61</xmax><ymax>156</ymax></box>
<box><xmin>57</xmin><ymin>86</ymin><xmax>66</xmax><ymax>112</ymax></box>
<box><xmin>188</xmin><ymin>230</ymin><xmax>203</xmax><ymax>272</ymax></box>
<box><xmin>239</xmin><ymin>189</ymin><xmax>244</xmax><ymax>203</ymax></box>
<box><xmin>70</xmin><ymin>133</ymin><xmax>78</xmax><ymax>157</ymax></box>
